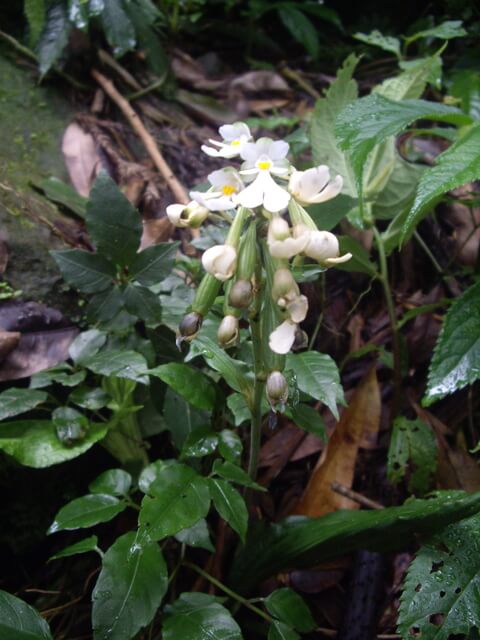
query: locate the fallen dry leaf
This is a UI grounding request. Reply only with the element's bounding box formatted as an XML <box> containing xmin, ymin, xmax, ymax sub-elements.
<box><xmin>62</xmin><ymin>122</ymin><xmax>101</xmax><ymax>197</ymax></box>
<box><xmin>294</xmin><ymin>366</ymin><xmax>381</xmax><ymax>517</ymax></box>
<box><xmin>230</xmin><ymin>70</ymin><xmax>290</xmax><ymax>93</ymax></box>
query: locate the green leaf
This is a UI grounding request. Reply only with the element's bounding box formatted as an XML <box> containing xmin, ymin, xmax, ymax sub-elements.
<box><xmin>268</xmin><ymin>621</ymin><xmax>300</xmax><ymax>640</ymax></box>
<box><xmin>307</xmin><ymin>194</ymin><xmax>358</xmax><ymax>231</ymax></box>
<box><xmin>139</xmin><ymin>464</ymin><xmax>210</xmax><ymax>541</ymax></box>
<box><xmin>89</xmin><ymin>469</ymin><xmax>132</xmax><ymax>496</ymax></box>
<box><xmin>0</xmin><ymin>420</ymin><xmax>107</xmax><ymax>468</ymax></box>
<box><xmin>448</xmin><ymin>69</ymin><xmax>480</xmax><ymax>120</ymax></box>
<box><xmin>423</xmin><ymin>279</ymin><xmax>480</xmax><ymax>406</ymax></box>
<box><xmin>226</xmin><ymin>393</ymin><xmax>252</xmax><ymax>427</ymax></box>
<box><xmin>51</xmin><ymin>249</ymin><xmax>115</xmax><ymax>293</ymax></box>
<box><xmin>37</xmin><ymin>2</ymin><xmax>71</xmax><ymax>77</ymax></box>
<box><xmin>354</xmin><ymin>30</ymin><xmax>401</xmax><ymax>57</ymax></box>
<box><xmin>87</xmin><ymin>286</ymin><xmax>125</xmax><ymax>324</ymax></box>
<box><xmin>92</xmin><ymin>531</ymin><xmax>167</xmax><ymax>640</ymax></box>
<box><xmin>123</xmin><ymin>283</ymin><xmax>162</xmax><ymax>324</ymax></box>
<box><xmin>387</xmin><ymin>417</ymin><xmax>437</xmax><ymax>495</ymax></box>
<box><xmin>68</xmin><ymin>329</ymin><xmax>107</xmax><ymax>364</ymax></box>
<box><xmin>310</xmin><ymin>54</ymin><xmax>359</xmax><ymax>198</ymax></box>
<box><xmin>175</xmin><ymin>519</ymin><xmax>215</xmax><ymax>552</ymax></box>
<box><xmin>407</xmin><ymin>19</ymin><xmax>466</xmax><ymax>44</ymax></box>
<box><xmin>30</xmin><ymin>364</ymin><xmax>86</xmax><ymax>389</ymax></box>
<box><xmin>209</xmin><ymin>478</ymin><xmax>248</xmax><ymax>543</ymax></box>
<box><xmin>335</xmin><ymin>95</ymin><xmax>470</xmax><ymax>200</ymax></box>
<box><xmin>50</xmin><ymin>535</ymin><xmax>99</xmax><ymax>561</ymax></box>
<box><xmin>34</xmin><ymin>177</ymin><xmax>87</xmax><ymax>217</ymax></box>
<box><xmin>375</xmin><ymin>54</ymin><xmax>443</xmax><ymax>100</ymax></box>
<box><xmin>265</xmin><ymin>588</ymin><xmax>316</xmax><ymax>633</ymax></box>
<box><xmin>48</xmin><ymin>494</ymin><xmax>127</xmax><ymax>533</ymax></box>
<box><xmin>0</xmin><ymin>388</ymin><xmax>47</xmax><ymax>420</ymax></box>
<box><xmin>24</xmin><ymin>0</ymin><xmax>46</xmax><ymax>47</ymax></box>
<box><xmin>70</xmin><ymin>387</ymin><xmax>110</xmax><ymax>410</ymax></box>
<box><xmin>161</xmin><ymin>389</ymin><xmax>210</xmax><ymax>449</ymax></box>
<box><xmin>278</xmin><ymin>7</ymin><xmax>319</xmax><ymax>59</ymax></box>
<box><xmin>218</xmin><ymin>428</ymin><xmax>243</xmax><ymax>464</ymax></box>
<box><xmin>52</xmin><ymin>407</ymin><xmax>89</xmax><ymax>446</ymax></box>
<box><xmin>83</xmin><ymin>349</ymin><xmax>149</xmax><ymax>384</ymax></box>
<box><xmin>85</xmin><ymin>173</ymin><xmax>142</xmax><ymax>266</ymax></box>
<box><xmin>286</xmin><ymin>403</ymin><xmax>326</xmax><ymax>441</ymax></box>
<box><xmin>398</xmin><ymin>512</ymin><xmax>480</xmax><ymax>639</ymax></box>
<box><xmin>130</xmin><ymin>242</ymin><xmax>179</xmax><ymax>286</ymax></box>
<box><xmin>229</xmin><ymin>492</ymin><xmax>480</xmax><ymax>594</ymax></box>
<box><xmin>286</xmin><ymin>352</ymin><xmax>345</xmax><ymax>419</ymax></box>
<box><xmin>163</xmin><ymin>592</ymin><xmax>244</xmax><ymax>640</ymax></box>
<box><xmin>181</xmin><ymin>427</ymin><xmax>218</xmax><ymax>459</ymax></box>
<box><xmin>68</xmin><ymin>0</ymin><xmax>90</xmax><ymax>29</ymax></box>
<box><xmin>404</xmin><ymin>123</ymin><xmax>480</xmax><ymax>240</ymax></box>
<box><xmin>124</xmin><ymin>0</ymin><xmax>169</xmax><ymax>77</ymax></box>
<box><xmin>0</xmin><ymin>589</ymin><xmax>53</xmax><ymax>640</ymax></box>
<box><xmin>100</xmin><ymin>0</ymin><xmax>136</xmax><ymax>57</ymax></box>
<box><xmin>213</xmin><ymin>460</ymin><xmax>266</xmax><ymax>491</ymax></box>
<box><xmin>371</xmin><ymin>156</ymin><xmax>425</xmax><ymax>220</ymax></box>
<box><xmin>150</xmin><ymin>363</ymin><xmax>217</xmax><ymax>411</ymax></box>
<box><xmin>138</xmin><ymin>459</ymin><xmax>177</xmax><ymax>493</ymax></box>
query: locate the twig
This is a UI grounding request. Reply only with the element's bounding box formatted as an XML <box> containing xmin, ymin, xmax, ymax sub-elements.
<box><xmin>279</xmin><ymin>63</ymin><xmax>321</xmax><ymax>99</ymax></box>
<box><xmin>331</xmin><ymin>482</ymin><xmax>384</xmax><ymax>510</ymax></box>
<box><xmin>91</xmin><ymin>69</ymin><xmax>189</xmax><ymax>205</ymax></box>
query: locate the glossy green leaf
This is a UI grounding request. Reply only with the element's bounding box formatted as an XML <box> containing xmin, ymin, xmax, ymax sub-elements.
<box><xmin>265</xmin><ymin>588</ymin><xmax>316</xmax><ymax>632</ymax></box>
<box><xmin>209</xmin><ymin>478</ymin><xmax>248</xmax><ymax>543</ymax></box>
<box><xmin>85</xmin><ymin>173</ymin><xmax>142</xmax><ymax>266</ymax></box>
<box><xmin>175</xmin><ymin>519</ymin><xmax>214</xmax><ymax>552</ymax></box>
<box><xmin>150</xmin><ymin>363</ymin><xmax>217</xmax><ymax>411</ymax></box>
<box><xmin>407</xmin><ymin>19</ymin><xmax>466</xmax><ymax>43</ymax></box>
<box><xmin>161</xmin><ymin>389</ymin><xmax>210</xmax><ymax>449</ymax></box>
<box><xmin>387</xmin><ymin>417</ymin><xmax>437</xmax><ymax>495</ymax></box>
<box><xmin>92</xmin><ymin>531</ymin><xmax>167</xmax><ymax>640</ymax></box>
<box><xmin>213</xmin><ymin>460</ymin><xmax>265</xmax><ymax>491</ymax></box>
<box><xmin>37</xmin><ymin>2</ymin><xmax>71</xmax><ymax>76</ymax></box>
<box><xmin>138</xmin><ymin>459</ymin><xmax>177</xmax><ymax>493</ymax></box>
<box><xmin>48</xmin><ymin>494</ymin><xmax>126</xmax><ymax>533</ymax></box>
<box><xmin>423</xmin><ymin>279</ymin><xmax>480</xmax><ymax>406</ymax></box>
<box><xmin>139</xmin><ymin>464</ymin><xmax>210</xmax><ymax>541</ymax></box>
<box><xmin>354</xmin><ymin>30</ymin><xmax>401</xmax><ymax>57</ymax></box>
<box><xmin>398</xmin><ymin>512</ymin><xmax>480</xmax><ymax>639</ymax></box>
<box><xmin>24</xmin><ymin>0</ymin><xmax>46</xmax><ymax>47</ymax></box>
<box><xmin>89</xmin><ymin>469</ymin><xmax>132</xmax><ymax>496</ymax></box>
<box><xmin>100</xmin><ymin>0</ymin><xmax>136</xmax><ymax>57</ymax></box>
<box><xmin>50</xmin><ymin>535</ymin><xmax>99</xmax><ymax>560</ymax></box>
<box><xmin>278</xmin><ymin>7</ymin><xmax>319</xmax><ymax>59</ymax></box>
<box><xmin>68</xmin><ymin>329</ymin><xmax>106</xmax><ymax>364</ymax></box>
<box><xmin>268</xmin><ymin>621</ymin><xmax>299</xmax><ymax>640</ymax></box>
<box><xmin>0</xmin><ymin>420</ymin><xmax>107</xmax><ymax>468</ymax></box>
<box><xmin>130</xmin><ymin>242</ymin><xmax>179</xmax><ymax>286</ymax></box>
<box><xmin>163</xmin><ymin>592</ymin><xmax>244</xmax><ymax>640</ymax></box>
<box><xmin>229</xmin><ymin>492</ymin><xmax>480</xmax><ymax>593</ymax></box>
<box><xmin>226</xmin><ymin>393</ymin><xmax>252</xmax><ymax>427</ymax></box>
<box><xmin>70</xmin><ymin>386</ymin><xmax>110</xmax><ymax>410</ymax></box>
<box><xmin>123</xmin><ymin>283</ymin><xmax>162</xmax><ymax>324</ymax></box>
<box><xmin>30</xmin><ymin>364</ymin><xmax>86</xmax><ymax>389</ymax></box>
<box><xmin>218</xmin><ymin>429</ymin><xmax>243</xmax><ymax>464</ymax></box>
<box><xmin>181</xmin><ymin>427</ymin><xmax>218</xmax><ymax>459</ymax></box>
<box><xmin>0</xmin><ymin>589</ymin><xmax>52</xmax><ymax>639</ymax></box>
<box><xmin>52</xmin><ymin>407</ymin><xmax>89</xmax><ymax>446</ymax></box>
<box><xmin>51</xmin><ymin>249</ymin><xmax>115</xmax><ymax>293</ymax></box>
<box><xmin>286</xmin><ymin>403</ymin><xmax>326</xmax><ymax>441</ymax></box>
<box><xmin>448</xmin><ymin>69</ymin><xmax>480</xmax><ymax>120</ymax></box>
<box><xmin>0</xmin><ymin>388</ymin><xmax>47</xmax><ymax>420</ymax></box>
<box><xmin>34</xmin><ymin>177</ymin><xmax>87</xmax><ymax>217</ymax></box>
<box><xmin>286</xmin><ymin>352</ymin><xmax>345</xmax><ymax>419</ymax></box>
<box><xmin>404</xmin><ymin>123</ymin><xmax>480</xmax><ymax>240</ymax></box>
<box><xmin>83</xmin><ymin>349</ymin><xmax>149</xmax><ymax>384</ymax></box>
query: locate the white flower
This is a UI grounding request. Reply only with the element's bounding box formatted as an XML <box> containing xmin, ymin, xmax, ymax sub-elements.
<box><xmin>267</xmin><ymin>216</ymin><xmax>308</xmax><ymax>258</ymax></box>
<box><xmin>190</xmin><ymin>168</ymin><xmax>244</xmax><ymax>212</ymax></box>
<box><xmin>304</xmin><ymin>230</ymin><xmax>352</xmax><ymax>266</ymax></box>
<box><xmin>217</xmin><ymin>315</ymin><xmax>240</xmax><ymax>347</ymax></box>
<box><xmin>269</xmin><ymin>320</ymin><xmax>297</xmax><ymax>355</ymax></box>
<box><xmin>285</xmin><ymin>294</ymin><xmax>308</xmax><ymax>323</ymax></box>
<box><xmin>201</xmin><ymin>122</ymin><xmax>252</xmax><ymax>158</ymax></box>
<box><xmin>166</xmin><ymin>201</ymin><xmax>208</xmax><ymax>228</ymax></box>
<box><xmin>202</xmin><ymin>244</ymin><xmax>237</xmax><ymax>281</ymax></box>
<box><xmin>289</xmin><ymin>166</ymin><xmax>343</xmax><ymax>205</ymax></box>
<box><xmin>272</xmin><ymin>268</ymin><xmax>309</xmax><ymax>324</ymax></box>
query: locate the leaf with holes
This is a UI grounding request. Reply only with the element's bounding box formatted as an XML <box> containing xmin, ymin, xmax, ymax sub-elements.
<box><xmin>398</xmin><ymin>512</ymin><xmax>480</xmax><ymax>639</ymax></box>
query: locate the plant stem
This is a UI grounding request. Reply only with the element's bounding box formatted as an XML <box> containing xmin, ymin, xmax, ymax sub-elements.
<box><xmin>373</xmin><ymin>227</ymin><xmax>402</xmax><ymax>418</ymax></box>
<box><xmin>183</xmin><ymin>562</ymin><xmax>272</xmax><ymax>623</ymax></box>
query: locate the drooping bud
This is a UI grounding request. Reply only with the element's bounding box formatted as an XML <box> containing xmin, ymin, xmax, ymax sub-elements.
<box><xmin>166</xmin><ymin>201</ymin><xmax>208</xmax><ymax>228</ymax></box>
<box><xmin>229</xmin><ymin>279</ymin><xmax>253</xmax><ymax>308</ymax></box>
<box><xmin>267</xmin><ymin>215</ymin><xmax>308</xmax><ymax>259</ymax></box>
<box><xmin>304</xmin><ymin>230</ymin><xmax>352</xmax><ymax>266</ymax></box>
<box><xmin>272</xmin><ymin>268</ymin><xmax>299</xmax><ymax>301</ymax></box>
<box><xmin>202</xmin><ymin>244</ymin><xmax>237</xmax><ymax>281</ymax></box>
<box><xmin>177</xmin><ymin>312</ymin><xmax>203</xmax><ymax>348</ymax></box>
<box><xmin>217</xmin><ymin>315</ymin><xmax>240</xmax><ymax>348</ymax></box>
<box><xmin>266</xmin><ymin>370</ymin><xmax>289</xmax><ymax>412</ymax></box>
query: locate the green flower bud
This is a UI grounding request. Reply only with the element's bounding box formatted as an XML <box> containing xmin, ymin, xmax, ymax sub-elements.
<box><xmin>266</xmin><ymin>370</ymin><xmax>289</xmax><ymax>412</ymax></box>
<box><xmin>192</xmin><ymin>273</ymin><xmax>222</xmax><ymax>316</ymax></box>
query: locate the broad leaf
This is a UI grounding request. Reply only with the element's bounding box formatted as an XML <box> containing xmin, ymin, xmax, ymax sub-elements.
<box><xmin>89</xmin><ymin>469</ymin><xmax>132</xmax><ymax>496</ymax></box>
<box><xmin>85</xmin><ymin>173</ymin><xmax>142</xmax><ymax>266</ymax></box>
<box><xmin>265</xmin><ymin>588</ymin><xmax>316</xmax><ymax>633</ymax></box>
<box><xmin>286</xmin><ymin>403</ymin><xmax>326</xmax><ymax>441</ymax></box>
<box><xmin>354</xmin><ymin>30</ymin><xmax>401</xmax><ymax>57</ymax></box>
<box><xmin>83</xmin><ymin>349</ymin><xmax>149</xmax><ymax>384</ymax></box>
<box><xmin>163</xmin><ymin>592</ymin><xmax>244</xmax><ymax>640</ymax></box>
<box><xmin>123</xmin><ymin>283</ymin><xmax>162</xmax><ymax>324</ymax></box>
<box><xmin>92</xmin><ymin>531</ymin><xmax>167</xmax><ymax>640</ymax></box>
<box><xmin>138</xmin><ymin>459</ymin><xmax>177</xmax><ymax>493</ymax></box>
<box><xmin>268</xmin><ymin>621</ymin><xmax>299</xmax><ymax>640</ymax></box>
<box><xmin>48</xmin><ymin>494</ymin><xmax>126</xmax><ymax>533</ymax></box>
<box><xmin>307</xmin><ymin>194</ymin><xmax>358</xmax><ymax>231</ymax></box>
<box><xmin>24</xmin><ymin>0</ymin><xmax>46</xmax><ymax>46</ymax></box>
<box><xmin>278</xmin><ymin>7</ymin><xmax>319</xmax><ymax>59</ymax></box>
<box><xmin>423</xmin><ymin>279</ymin><xmax>480</xmax><ymax>406</ymax></box>
<box><xmin>218</xmin><ymin>429</ymin><xmax>243</xmax><ymax>464</ymax></box>
<box><xmin>50</xmin><ymin>535</ymin><xmax>99</xmax><ymax>561</ymax></box>
<box><xmin>0</xmin><ymin>388</ymin><xmax>47</xmax><ymax>420</ymax></box>
<box><xmin>150</xmin><ymin>363</ymin><xmax>217</xmax><ymax>411</ymax></box>
<box><xmin>130</xmin><ymin>242</ymin><xmax>179</xmax><ymax>286</ymax></box>
<box><xmin>37</xmin><ymin>2</ymin><xmax>71</xmax><ymax>76</ymax></box>
<box><xmin>375</xmin><ymin>54</ymin><xmax>443</xmax><ymax>101</ymax></box>
<box><xmin>70</xmin><ymin>387</ymin><xmax>110</xmax><ymax>410</ymax></box>
<box><xmin>404</xmin><ymin>123</ymin><xmax>480</xmax><ymax>240</ymax></box>
<box><xmin>100</xmin><ymin>0</ymin><xmax>136</xmax><ymax>57</ymax></box>
<box><xmin>407</xmin><ymin>19</ymin><xmax>466</xmax><ymax>43</ymax></box>
<box><xmin>87</xmin><ymin>286</ymin><xmax>125</xmax><ymax>323</ymax></box>
<box><xmin>213</xmin><ymin>460</ymin><xmax>265</xmax><ymax>491</ymax></box>
<box><xmin>52</xmin><ymin>407</ymin><xmax>89</xmax><ymax>446</ymax></box>
<box><xmin>398</xmin><ymin>512</ymin><xmax>480</xmax><ymax>639</ymax></box>
<box><xmin>51</xmin><ymin>249</ymin><xmax>115</xmax><ymax>293</ymax></box>
<box><xmin>175</xmin><ymin>519</ymin><xmax>214</xmax><ymax>552</ymax></box>
<box><xmin>34</xmin><ymin>177</ymin><xmax>87</xmax><ymax>217</ymax></box>
<box><xmin>371</xmin><ymin>156</ymin><xmax>425</xmax><ymax>220</ymax></box>
<box><xmin>161</xmin><ymin>389</ymin><xmax>210</xmax><ymax>449</ymax></box>
<box><xmin>181</xmin><ymin>427</ymin><xmax>218</xmax><ymax>459</ymax></box>
<box><xmin>209</xmin><ymin>478</ymin><xmax>248</xmax><ymax>542</ymax></box>
<box><xmin>68</xmin><ymin>329</ymin><xmax>106</xmax><ymax>364</ymax></box>
<box><xmin>30</xmin><ymin>365</ymin><xmax>86</xmax><ymax>389</ymax></box>
<box><xmin>286</xmin><ymin>352</ymin><xmax>345</xmax><ymax>419</ymax></box>
<box><xmin>0</xmin><ymin>589</ymin><xmax>53</xmax><ymax>640</ymax></box>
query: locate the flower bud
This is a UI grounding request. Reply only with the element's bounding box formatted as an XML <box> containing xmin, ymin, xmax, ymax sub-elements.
<box><xmin>202</xmin><ymin>244</ymin><xmax>237</xmax><ymax>282</ymax></box>
<box><xmin>166</xmin><ymin>201</ymin><xmax>208</xmax><ymax>228</ymax></box>
<box><xmin>267</xmin><ymin>216</ymin><xmax>308</xmax><ymax>259</ymax></box>
<box><xmin>179</xmin><ymin>312</ymin><xmax>203</xmax><ymax>339</ymax></box>
<box><xmin>266</xmin><ymin>370</ymin><xmax>289</xmax><ymax>411</ymax></box>
<box><xmin>192</xmin><ymin>273</ymin><xmax>222</xmax><ymax>316</ymax></box>
<box><xmin>272</xmin><ymin>268</ymin><xmax>299</xmax><ymax>302</ymax></box>
<box><xmin>304</xmin><ymin>230</ymin><xmax>352</xmax><ymax>265</ymax></box>
<box><xmin>229</xmin><ymin>279</ymin><xmax>253</xmax><ymax>308</ymax></box>
<box><xmin>217</xmin><ymin>315</ymin><xmax>239</xmax><ymax>348</ymax></box>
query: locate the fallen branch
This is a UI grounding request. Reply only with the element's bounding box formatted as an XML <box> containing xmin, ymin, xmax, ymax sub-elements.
<box><xmin>331</xmin><ymin>482</ymin><xmax>384</xmax><ymax>510</ymax></box>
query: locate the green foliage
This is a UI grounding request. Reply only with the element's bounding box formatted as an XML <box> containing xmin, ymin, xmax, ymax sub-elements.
<box><xmin>424</xmin><ymin>279</ymin><xmax>480</xmax><ymax>406</ymax></box>
<box><xmin>50</xmin><ymin>535</ymin><xmax>99</xmax><ymax>561</ymax></box>
<box><xmin>208</xmin><ymin>478</ymin><xmax>248</xmax><ymax>542</ymax></box>
<box><xmin>37</xmin><ymin>2</ymin><xmax>71</xmax><ymax>77</ymax></box>
<box><xmin>0</xmin><ymin>388</ymin><xmax>47</xmax><ymax>420</ymax></box>
<box><xmin>278</xmin><ymin>7</ymin><xmax>319</xmax><ymax>60</ymax></box>
<box><xmin>48</xmin><ymin>494</ymin><xmax>127</xmax><ymax>533</ymax></box>
<box><xmin>285</xmin><ymin>403</ymin><xmax>326</xmax><ymax>441</ymax></box>
<box><xmin>398</xmin><ymin>512</ymin><xmax>480</xmax><ymax>639</ymax></box>
<box><xmin>387</xmin><ymin>417</ymin><xmax>437</xmax><ymax>495</ymax></box>
<box><xmin>89</xmin><ymin>469</ymin><xmax>133</xmax><ymax>496</ymax></box>
<box><xmin>24</xmin><ymin>0</ymin><xmax>46</xmax><ymax>47</ymax></box>
<box><xmin>264</xmin><ymin>588</ymin><xmax>316</xmax><ymax>633</ymax></box>
<box><xmin>0</xmin><ymin>589</ymin><xmax>53</xmax><ymax>639</ymax></box>
<box><xmin>354</xmin><ymin>30</ymin><xmax>401</xmax><ymax>58</ymax></box>
<box><xmin>150</xmin><ymin>363</ymin><xmax>218</xmax><ymax>411</ymax></box>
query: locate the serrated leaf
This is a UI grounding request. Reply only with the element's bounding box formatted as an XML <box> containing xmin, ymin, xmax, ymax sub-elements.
<box><xmin>407</xmin><ymin>19</ymin><xmax>466</xmax><ymax>43</ymax></box>
<box><xmin>209</xmin><ymin>478</ymin><xmax>248</xmax><ymax>542</ymax></box>
<box><xmin>163</xmin><ymin>592</ymin><xmax>244</xmax><ymax>640</ymax></box>
<box><xmin>387</xmin><ymin>417</ymin><xmax>437</xmax><ymax>495</ymax></box>
<box><xmin>48</xmin><ymin>494</ymin><xmax>126</xmax><ymax>533</ymax></box>
<box><xmin>286</xmin><ymin>352</ymin><xmax>345</xmax><ymax>419</ymax></box>
<box><xmin>423</xmin><ymin>279</ymin><xmax>480</xmax><ymax>405</ymax></box>
<box><xmin>286</xmin><ymin>403</ymin><xmax>326</xmax><ymax>441</ymax></box>
<box><xmin>85</xmin><ymin>173</ymin><xmax>142</xmax><ymax>266</ymax></box>
<box><xmin>265</xmin><ymin>588</ymin><xmax>316</xmax><ymax>633</ymax></box>
<box><xmin>37</xmin><ymin>2</ymin><xmax>71</xmax><ymax>76</ymax></box>
<box><xmin>123</xmin><ymin>283</ymin><xmax>162</xmax><ymax>324</ymax></box>
<box><xmin>92</xmin><ymin>531</ymin><xmax>167</xmax><ymax>640</ymax></box>
<box><xmin>139</xmin><ymin>464</ymin><xmax>210</xmax><ymax>541</ymax></box>
<box><xmin>404</xmin><ymin>123</ymin><xmax>480</xmax><ymax>241</ymax></box>
<box><xmin>24</xmin><ymin>0</ymin><xmax>46</xmax><ymax>47</ymax></box>
<box><xmin>100</xmin><ymin>0</ymin><xmax>136</xmax><ymax>57</ymax></box>
<box><xmin>375</xmin><ymin>54</ymin><xmax>443</xmax><ymax>100</ymax></box>
<box><xmin>51</xmin><ymin>249</ymin><xmax>115</xmax><ymax>293</ymax></box>
<box><xmin>268</xmin><ymin>621</ymin><xmax>300</xmax><ymax>640</ymax></box>
<box><xmin>213</xmin><ymin>460</ymin><xmax>265</xmax><ymax>491</ymax></box>
<box><xmin>278</xmin><ymin>7</ymin><xmax>319</xmax><ymax>59</ymax></box>
<box><xmin>398</xmin><ymin>512</ymin><xmax>480</xmax><ymax>640</ymax></box>
<box><xmin>0</xmin><ymin>589</ymin><xmax>53</xmax><ymax>640</ymax></box>
<box><xmin>83</xmin><ymin>349</ymin><xmax>149</xmax><ymax>384</ymax></box>
<box><xmin>175</xmin><ymin>519</ymin><xmax>214</xmax><ymax>552</ymax></box>
<box><xmin>0</xmin><ymin>388</ymin><xmax>47</xmax><ymax>420</ymax></box>
<box><xmin>150</xmin><ymin>363</ymin><xmax>217</xmax><ymax>411</ymax></box>
<box><xmin>354</xmin><ymin>30</ymin><xmax>401</xmax><ymax>57</ymax></box>
<box><xmin>89</xmin><ymin>469</ymin><xmax>132</xmax><ymax>496</ymax></box>
<box><xmin>130</xmin><ymin>242</ymin><xmax>179</xmax><ymax>286</ymax></box>
<box><xmin>50</xmin><ymin>535</ymin><xmax>98</xmax><ymax>560</ymax></box>
<box><xmin>0</xmin><ymin>420</ymin><xmax>107</xmax><ymax>468</ymax></box>
<box><xmin>68</xmin><ymin>329</ymin><xmax>107</xmax><ymax>364</ymax></box>
<box><xmin>448</xmin><ymin>69</ymin><xmax>480</xmax><ymax>120</ymax></box>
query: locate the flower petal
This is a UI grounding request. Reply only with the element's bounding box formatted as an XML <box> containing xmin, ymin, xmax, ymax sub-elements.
<box><xmin>202</xmin><ymin>244</ymin><xmax>237</xmax><ymax>281</ymax></box>
<box><xmin>262</xmin><ymin>172</ymin><xmax>290</xmax><ymax>212</ymax></box>
<box><xmin>309</xmin><ymin>175</ymin><xmax>344</xmax><ymax>203</ymax></box>
<box><xmin>287</xmin><ymin>294</ymin><xmax>308</xmax><ymax>323</ymax></box>
<box><xmin>235</xmin><ymin>173</ymin><xmax>265</xmax><ymax>209</ymax></box>
<box><xmin>325</xmin><ymin>252</ymin><xmax>352</xmax><ymax>265</ymax></box>
<box><xmin>268</xmin><ymin>236</ymin><xmax>308</xmax><ymax>259</ymax></box>
<box><xmin>269</xmin><ymin>321</ymin><xmax>297</xmax><ymax>355</ymax></box>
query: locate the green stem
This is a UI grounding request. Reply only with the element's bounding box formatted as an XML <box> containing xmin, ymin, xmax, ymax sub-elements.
<box><xmin>413</xmin><ymin>230</ymin><xmax>443</xmax><ymax>274</ymax></box>
<box><xmin>373</xmin><ymin>227</ymin><xmax>402</xmax><ymax>418</ymax></box>
<box><xmin>184</xmin><ymin>562</ymin><xmax>272</xmax><ymax>623</ymax></box>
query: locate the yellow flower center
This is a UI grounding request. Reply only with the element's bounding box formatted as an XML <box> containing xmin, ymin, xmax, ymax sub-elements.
<box><xmin>257</xmin><ymin>160</ymin><xmax>272</xmax><ymax>171</ymax></box>
<box><xmin>222</xmin><ymin>185</ymin><xmax>236</xmax><ymax>196</ymax></box>
<box><xmin>230</xmin><ymin>139</ymin><xmax>241</xmax><ymax>146</ymax></box>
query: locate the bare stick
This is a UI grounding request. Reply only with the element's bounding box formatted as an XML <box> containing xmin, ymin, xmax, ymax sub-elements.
<box><xmin>331</xmin><ymin>482</ymin><xmax>384</xmax><ymax>510</ymax></box>
<box><xmin>91</xmin><ymin>69</ymin><xmax>189</xmax><ymax>205</ymax></box>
